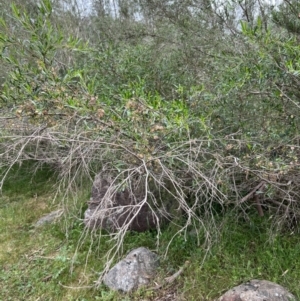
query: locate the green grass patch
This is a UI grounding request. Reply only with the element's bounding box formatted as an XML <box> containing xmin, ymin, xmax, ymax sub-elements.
<box><xmin>181</xmin><ymin>216</ymin><xmax>300</xmax><ymax>300</ymax></box>
<box><xmin>0</xmin><ymin>163</ymin><xmax>300</xmax><ymax>300</ymax></box>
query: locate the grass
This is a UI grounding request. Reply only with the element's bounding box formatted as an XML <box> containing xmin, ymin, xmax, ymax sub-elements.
<box><xmin>0</xmin><ymin>163</ymin><xmax>300</xmax><ymax>300</ymax></box>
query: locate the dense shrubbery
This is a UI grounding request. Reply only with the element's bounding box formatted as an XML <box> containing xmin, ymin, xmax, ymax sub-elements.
<box><xmin>0</xmin><ymin>0</ymin><xmax>300</xmax><ymax>261</ymax></box>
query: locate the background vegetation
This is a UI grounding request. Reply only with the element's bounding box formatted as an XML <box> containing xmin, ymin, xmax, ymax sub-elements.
<box><xmin>0</xmin><ymin>0</ymin><xmax>300</xmax><ymax>300</ymax></box>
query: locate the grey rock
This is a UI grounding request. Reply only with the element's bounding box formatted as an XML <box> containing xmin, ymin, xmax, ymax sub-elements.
<box><xmin>35</xmin><ymin>209</ymin><xmax>63</xmax><ymax>227</ymax></box>
<box><xmin>84</xmin><ymin>174</ymin><xmax>168</xmax><ymax>232</ymax></box>
<box><xmin>103</xmin><ymin>247</ymin><xmax>159</xmax><ymax>292</ymax></box>
<box><xmin>218</xmin><ymin>279</ymin><xmax>296</xmax><ymax>301</ymax></box>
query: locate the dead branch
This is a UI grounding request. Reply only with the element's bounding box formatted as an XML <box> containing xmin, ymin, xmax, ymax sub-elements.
<box><xmin>254</xmin><ymin>194</ymin><xmax>264</xmax><ymax>217</ymax></box>
<box><xmin>238</xmin><ymin>181</ymin><xmax>267</xmax><ymax>217</ymax></box>
<box><xmin>149</xmin><ymin>261</ymin><xmax>190</xmax><ymax>290</ymax></box>
<box><xmin>164</xmin><ymin>260</ymin><xmax>190</xmax><ymax>284</ymax></box>
<box><xmin>264</xmin><ymin>198</ymin><xmax>292</xmax><ymax>211</ymax></box>
<box><xmin>238</xmin><ymin>181</ymin><xmax>266</xmax><ymax>204</ymax></box>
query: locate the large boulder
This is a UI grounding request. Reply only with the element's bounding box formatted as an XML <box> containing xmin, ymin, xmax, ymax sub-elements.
<box><xmin>103</xmin><ymin>247</ymin><xmax>159</xmax><ymax>292</ymax></box>
<box><xmin>218</xmin><ymin>279</ymin><xmax>296</xmax><ymax>301</ymax></box>
<box><xmin>84</xmin><ymin>174</ymin><xmax>168</xmax><ymax>232</ymax></box>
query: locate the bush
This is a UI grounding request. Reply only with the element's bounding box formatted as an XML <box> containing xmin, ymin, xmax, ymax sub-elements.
<box><xmin>1</xmin><ymin>0</ymin><xmax>300</xmax><ymax>280</ymax></box>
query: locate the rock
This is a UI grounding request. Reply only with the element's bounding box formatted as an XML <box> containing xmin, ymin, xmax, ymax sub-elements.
<box><xmin>103</xmin><ymin>247</ymin><xmax>159</xmax><ymax>292</ymax></box>
<box><xmin>218</xmin><ymin>279</ymin><xmax>296</xmax><ymax>301</ymax></box>
<box><xmin>35</xmin><ymin>209</ymin><xmax>63</xmax><ymax>227</ymax></box>
<box><xmin>84</xmin><ymin>173</ymin><xmax>168</xmax><ymax>232</ymax></box>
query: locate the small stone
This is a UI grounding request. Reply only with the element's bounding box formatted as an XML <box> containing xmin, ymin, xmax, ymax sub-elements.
<box><xmin>35</xmin><ymin>209</ymin><xmax>63</xmax><ymax>227</ymax></box>
<box><xmin>103</xmin><ymin>247</ymin><xmax>159</xmax><ymax>292</ymax></box>
<box><xmin>218</xmin><ymin>280</ymin><xmax>296</xmax><ymax>301</ymax></box>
